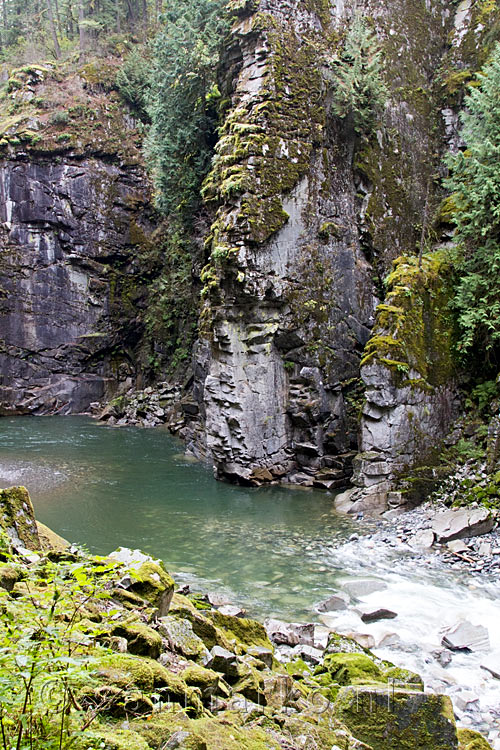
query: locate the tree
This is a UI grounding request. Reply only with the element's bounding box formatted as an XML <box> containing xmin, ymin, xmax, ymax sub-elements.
<box><xmin>446</xmin><ymin>43</ymin><xmax>500</xmax><ymax>363</ymax></box>
<box><xmin>145</xmin><ymin>0</ymin><xmax>229</xmax><ymax>221</ymax></box>
<box><xmin>329</xmin><ymin>17</ymin><xmax>387</xmax><ymax>136</ymax></box>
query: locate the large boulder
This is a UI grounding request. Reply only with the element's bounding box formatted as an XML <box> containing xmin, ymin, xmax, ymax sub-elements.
<box><xmin>335</xmin><ymin>688</ymin><xmax>458</xmax><ymax>750</ymax></box>
<box><xmin>432</xmin><ymin>508</ymin><xmax>495</xmax><ymax>543</ymax></box>
<box><xmin>109</xmin><ymin>548</ymin><xmax>175</xmax><ymax>617</ymax></box>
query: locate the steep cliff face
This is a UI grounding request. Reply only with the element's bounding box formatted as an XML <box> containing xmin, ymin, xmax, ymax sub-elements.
<box><xmin>0</xmin><ymin>156</ymin><xmax>154</xmax><ymax>414</ymax></box>
<box><xmin>191</xmin><ymin>0</ymin><xmax>500</xmax><ymax>498</ymax></box>
<box><xmin>0</xmin><ymin>64</ymin><xmax>159</xmax><ymax>415</ymax></box>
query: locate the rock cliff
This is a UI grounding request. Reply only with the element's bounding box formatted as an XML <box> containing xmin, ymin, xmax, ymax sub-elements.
<box><xmin>0</xmin><ymin>63</ymin><xmax>158</xmax><ymax>414</ymax></box>
<box><xmin>189</xmin><ymin>0</ymin><xmax>500</xmax><ymax>503</ymax></box>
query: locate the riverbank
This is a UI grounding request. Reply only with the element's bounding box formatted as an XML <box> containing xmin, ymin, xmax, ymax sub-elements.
<box><xmin>0</xmin><ymin>484</ymin><xmax>493</xmax><ymax>750</ymax></box>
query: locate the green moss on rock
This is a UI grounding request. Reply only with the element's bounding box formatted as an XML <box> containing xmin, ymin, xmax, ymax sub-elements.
<box><xmin>317</xmin><ymin>652</ymin><xmax>386</xmax><ymax>686</ymax></box>
<box><xmin>0</xmin><ymin>486</ymin><xmax>41</xmax><ymax>551</ymax></box>
<box><xmin>208</xmin><ymin>610</ymin><xmax>274</xmax><ymax>651</ymax></box>
<box><xmin>335</xmin><ymin>688</ymin><xmax>458</xmax><ymax>750</ymax></box>
<box><xmin>458</xmin><ymin>728</ymin><xmax>493</xmax><ymax>750</ymax></box>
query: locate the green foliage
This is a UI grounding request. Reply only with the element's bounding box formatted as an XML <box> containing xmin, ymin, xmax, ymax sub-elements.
<box><xmin>329</xmin><ymin>17</ymin><xmax>387</xmax><ymax>135</ymax></box>
<box><xmin>446</xmin><ymin>43</ymin><xmax>500</xmax><ymax>363</ymax></box>
<box><xmin>0</xmin><ymin>556</ymin><xmax>118</xmax><ymax>749</ymax></box>
<box><xmin>116</xmin><ymin>47</ymin><xmax>151</xmax><ymax>123</ymax></box>
<box><xmin>145</xmin><ymin>0</ymin><xmax>229</xmax><ymax>220</ymax></box>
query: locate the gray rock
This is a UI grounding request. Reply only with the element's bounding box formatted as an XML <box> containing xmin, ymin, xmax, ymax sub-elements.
<box><xmin>290</xmin><ymin>644</ymin><xmax>324</xmax><ymax>665</ymax></box>
<box><xmin>480</xmin><ymin>654</ymin><xmax>500</xmax><ymax>679</ymax></box>
<box><xmin>206</xmin><ymin>646</ymin><xmax>238</xmax><ymax>676</ymax></box>
<box><xmin>343</xmin><ymin>579</ymin><xmax>388</xmax><ymax>598</ymax></box>
<box><xmin>433</xmin><ymin>508</ymin><xmax>495</xmax><ymax>543</ymax></box>
<box><xmin>410</xmin><ymin>529</ymin><xmax>435</xmax><ymax>549</ymax></box>
<box><xmin>316</xmin><ymin>593</ymin><xmax>349</xmax><ymax>612</ymax></box>
<box><xmin>264</xmin><ymin>618</ymin><xmax>315</xmax><ymax>647</ymax></box>
<box><xmin>446</xmin><ymin>540</ymin><xmax>469</xmax><ymax>553</ymax></box>
<box><xmin>218</xmin><ymin>604</ymin><xmax>246</xmax><ymax>617</ymax></box>
<box><xmin>343</xmin><ymin>632</ymin><xmax>376</xmax><ymax>650</ymax></box>
<box><xmin>442</xmin><ymin>621</ymin><xmax>490</xmax><ymax>652</ymax></box>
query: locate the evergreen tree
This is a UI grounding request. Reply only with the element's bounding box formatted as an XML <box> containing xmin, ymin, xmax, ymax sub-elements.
<box><xmin>145</xmin><ymin>0</ymin><xmax>229</xmax><ymax>220</ymax></box>
<box><xmin>446</xmin><ymin>43</ymin><xmax>500</xmax><ymax>363</ymax></box>
<box><xmin>329</xmin><ymin>17</ymin><xmax>387</xmax><ymax>136</ymax></box>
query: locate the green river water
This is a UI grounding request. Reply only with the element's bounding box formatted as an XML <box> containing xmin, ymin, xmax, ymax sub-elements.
<box><xmin>0</xmin><ymin>416</ymin><xmax>356</xmax><ymax>620</ymax></box>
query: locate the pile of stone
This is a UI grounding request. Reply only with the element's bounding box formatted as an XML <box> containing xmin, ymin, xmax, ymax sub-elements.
<box><xmin>97</xmin><ymin>382</ymin><xmax>187</xmax><ymax>430</ymax></box>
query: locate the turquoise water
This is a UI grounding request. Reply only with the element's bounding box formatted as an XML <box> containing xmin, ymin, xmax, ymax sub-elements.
<box><xmin>0</xmin><ymin>416</ymin><xmax>356</xmax><ymax>619</ymax></box>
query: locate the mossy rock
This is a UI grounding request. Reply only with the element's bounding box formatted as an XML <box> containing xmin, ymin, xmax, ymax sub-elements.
<box><xmin>128</xmin><ymin>561</ymin><xmax>175</xmax><ymax>616</ymax></box>
<box><xmin>325</xmin><ymin>632</ymin><xmax>368</xmax><ymax>655</ymax></box>
<box><xmin>208</xmin><ymin>610</ymin><xmax>273</xmax><ymax>652</ymax></box>
<box><xmin>0</xmin><ymin>563</ymin><xmax>22</xmax><ymax>591</ymax></box>
<box><xmin>111</xmin><ymin>621</ymin><xmax>163</xmax><ymax>659</ymax></box>
<box><xmin>382</xmin><ymin>664</ymin><xmax>423</xmax><ymax>691</ymax></box>
<box><xmin>335</xmin><ymin>688</ymin><xmax>458</xmax><ymax>750</ymax></box>
<box><xmin>279</xmin><ymin>713</ymin><xmax>355</xmax><ymax>750</ymax></box>
<box><xmin>0</xmin><ymin>486</ymin><xmax>41</xmax><ymax>551</ymax></box>
<box><xmin>73</xmin><ymin>727</ymin><xmax>152</xmax><ymax>750</ymax></box>
<box><xmin>158</xmin><ymin>615</ymin><xmax>209</xmax><ymax>661</ymax></box>
<box><xmin>135</xmin><ymin>712</ymin><xmax>281</xmax><ymax>750</ymax></box>
<box><xmin>458</xmin><ymin>728</ymin><xmax>493</xmax><ymax>750</ymax></box>
<box><xmin>95</xmin><ymin>653</ymin><xmax>203</xmax><ymax>715</ymax></box>
<box><xmin>169</xmin><ymin>594</ymin><xmax>233</xmax><ymax>650</ymax></box>
<box><xmin>317</xmin><ymin>652</ymin><xmax>386</xmax><ymax>686</ymax></box>
<box><xmin>180</xmin><ymin>664</ymin><xmax>221</xmax><ymax>699</ymax></box>
<box><xmin>233</xmin><ymin>663</ymin><xmax>266</xmax><ymax>704</ymax></box>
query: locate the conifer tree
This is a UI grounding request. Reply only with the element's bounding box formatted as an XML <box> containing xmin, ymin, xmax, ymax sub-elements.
<box><xmin>446</xmin><ymin>44</ymin><xmax>500</xmax><ymax>362</ymax></box>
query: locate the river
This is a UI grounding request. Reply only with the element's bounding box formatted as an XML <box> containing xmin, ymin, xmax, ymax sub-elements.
<box><xmin>1</xmin><ymin>416</ymin><xmax>499</xmax><ymax>747</ymax></box>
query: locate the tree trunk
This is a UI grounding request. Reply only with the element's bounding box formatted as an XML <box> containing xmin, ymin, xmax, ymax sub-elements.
<box><xmin>78</xmin><ymin>0</ymin><xmax>86</xmax><ymax>58</ymax></box>
<box><xmin>156</xmin><ymin>0</ymin><xmax>161</xmax><ymax>23</ymax></box>
<box><xmin>2</xmin><ymin>0</ymin><xmax>7</xmax><ymax>38</ymax></box>
<box><xmin>54</xmin><ymin>0</ymin><xmax>62</xmax><ymax>34</ymax></box>
<box><xmin>115</xmin><ymin>0</ymin><xmax>121</xmax><ymax>33</ymax></box>
<box><xmin>142</xmin><ymin>0</ymin><xmax>148</xmax><ymax>32</ymax></box>
<box><xmin>46</xmin><ymin>0</ymin><xmax>61</xmax><ymax>58</ymax></box>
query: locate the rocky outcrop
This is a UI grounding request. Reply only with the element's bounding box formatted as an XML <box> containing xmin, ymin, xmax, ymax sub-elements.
<box><xmin>0</xmin><ymin>154</ymin><xmax>156</xmax><ymax>415</ymax></box>
<box><xmin>190</xmin><ymin>0</ymin><xmax>494</xmax><ymax>488</ymax></box>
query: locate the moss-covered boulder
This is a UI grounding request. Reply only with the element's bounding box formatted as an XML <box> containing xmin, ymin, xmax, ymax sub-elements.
<box><xmin>111</xmin><ymin>621</ymin><xmax>163</xmax><ymax>659</ymax></box>
<box><xmin>208</xmin><ymin>610</ymin><xmax>274</xmax><ymax>652</ymax></box>
<box><xmin>316</xmin><ymin>652</ymin><xmax>386</xmax><ymax>686</ymax></box>
<box><xmin>458</xmin><ymin>729</ymin><xmax>494</xmax><ymax>750</ymax></box>
<box><xmin>180</xmin><ymin>664</ymin><xmax>221</xmax><ymax>700</ymax></box>
<box><xmin>94</xmin><ymin>653</ymin><xmax>204</xmax><ymax>716</ymax></box>
<box><xmin>335</xmin><ymin>688</ymin><xmax>458</xmax><ymax>750</ymax></box>
<box><xmin>169</xmin><ymin>594</ymin><xmax>233</xmax><ymax>651</ymax></box>
<box><xmin>0</xmin><ymin>563</ymin><xmax>22</xmax><ymax>591</ymax></box>
<box><xmin>73</xmin><ymin>727</ymin><xmax>152</xmax><ymax>750</ymax></box>
<box><xmin>158</xmin><ymin>615</ymin><xmax>209</xmax><ymax>662</ymax></box>
<box><xmin>133</xmin><ymin>711</ymin><xmax>282</xmax><ymax>750</ymax></box>
<box><xmin>128</xmin><ymin>561</ymin><xmax>175</xmax><ymax>616</ymax></box>
<box><xmin>0</xmin><ymin>486</ymin><xmax>41</xmax><ymax>551</ymax></box>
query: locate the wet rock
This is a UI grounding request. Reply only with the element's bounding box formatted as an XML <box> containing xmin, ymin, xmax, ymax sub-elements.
<box><xmin>480</xmin><ymin>654</ymin><xmax>500</xmax><ymax>679</ymax></box>
<box><xmin>447</xmin><ymin>540</ymin><xmax>470</xmax><ymax>554</ymax></box>
<box><xmin>343</xmin><ymin>632</ymin><xmax>376</xmax><ymax>650</ymax></box>
<box><xmin>433</xmin><ymin>649</ymin><xmax>453</xmax><ymax>668</ymax></box>
<box><xmin>316</xmin><ymin>593</ymin><xmax>349</xmax><ymax>612</ymax></box>
<box><xmin>433</xmin><ymin>508</ymin><xmax>495</xmax><ymax>543</ymax></box>
<box><xmin>376</xmin><ymin>632</ymin><xmax>402</xmax><ymax>648</ymax></box>
<box><xmin>264</xmin><ymin>618</ymin><xmax>315</xmax><ymax>647</ymax></box>
<box><xmin>442</xmin><ymin>621</ymin><xmax>490</xmax><ymax>652</ymax></box>
<box><xmin>342</xmin><ymin>579</ymin><xmax>388</xmax><ymax>598</ymax></box>
<box><xmin>358</xmin><ymin>606</ymin><xmax>398</xmax><ymax>624</ymax></box>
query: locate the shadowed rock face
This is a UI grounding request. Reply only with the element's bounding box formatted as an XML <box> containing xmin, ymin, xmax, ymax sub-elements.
<box><xmin>0</xmin><ymin>157</ymin><xmax>155</xmax><ymax>415</ymax></box>
<box><xmin>190</xmin><ymin>0</ymin><xmax>467</xmax><ymax>488</ymax></box>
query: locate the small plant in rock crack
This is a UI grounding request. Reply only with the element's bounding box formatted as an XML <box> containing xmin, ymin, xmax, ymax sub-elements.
<box><xmin>0</xmin><ymin>556</ymin><xmax>118</xmax><ymax>750</ymax></box>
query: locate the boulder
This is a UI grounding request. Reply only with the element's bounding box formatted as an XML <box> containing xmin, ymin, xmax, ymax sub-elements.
<box><xmin>290</xmin><ymin>644</ymin><xmax>324</xmax><ymax>664</ymax></box>
<box><xmin>358</xmin><ymin>606</ymin><xmax>398</xmax><ymax>624</ymax></box>
<box><xmin>316</xmin><ymin>593</ymin><xmax>349</xmax><ymax>612</ymax></box>
<box><xmin>109</xmin><ymin>548</ymin><xmax>175</xmax><ymax>617</ymax></box>
<box><xmin>458</xmin><ymin>728</ymin><xmax>494</xmax><ymax>750</ymax></box>
<box><xmin>206</xmin><ymin>645</ymin><xmax>238</xmax><ymax>677</ymax></box>
<box><xmin>158</xmin><ymin>616</ymin><xmax>209</xmax><ymax>662</ymax></box>
<box><xmin>36</xmin><ymin>521</ymin><xmax>69</xmax><ymax>552</ymax></box>
<box><xmin>432</xmin><ymin>508</ymin><xmax>495</xmax><ymax>543</ymax></box>
<box><xmin>264</xmin><ymin>618</ymin><xmax>315</xmax><ymax>647</ymax></box>
<box><xmin>342</xmin><ymin>579</ymin><xmax>388</xmax><ymax>598</ymax></box>
<box><xmin>441</xmin><ymin>621</ymin><xmax>490</xmax><ymax>652</ymax></box>
<box><xmin>409</xmin><ymin>529</ymin><xmax>435</xmax><ymax>549</ymax></box>
<box><xmin>0</xmin><ymin>486</ymin><xmax>41</xmax><ymax>552</ymax></box>
<box><xmin>335</xmin><ymin>688</ymin><xmax>458</xmax><ymax>750</ymax></box>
